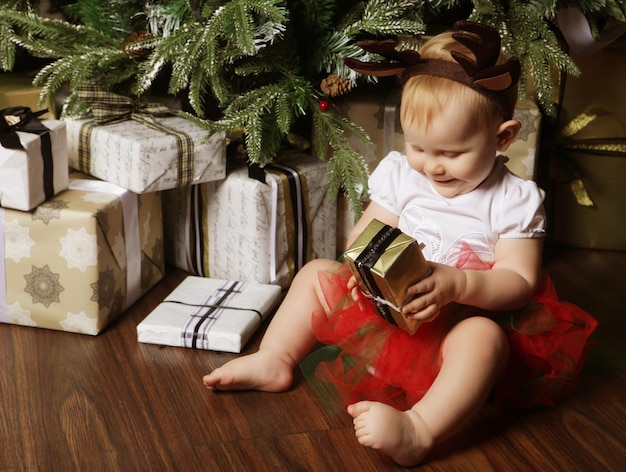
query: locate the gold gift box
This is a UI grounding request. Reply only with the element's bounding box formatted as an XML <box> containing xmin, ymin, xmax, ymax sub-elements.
<box><xmin>0</xmin><ymin>172</ymin><xmax>164</xmax><ymax>335</ymax></box>
<box><xmin>343</xmin><ymin>219</ymin><xmax>431</xmax><ymax>334</ymax></box>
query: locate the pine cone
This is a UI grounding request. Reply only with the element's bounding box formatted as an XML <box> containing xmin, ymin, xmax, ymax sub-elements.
<box><xmin>123</xmin><ymin>30</ymin><xmax>150</xmax><ymax>57</ymax></box>
<box><xmin>320</xmin><ymin>74</ymin><xmax>351</xmax><ymax>97</ymax></box>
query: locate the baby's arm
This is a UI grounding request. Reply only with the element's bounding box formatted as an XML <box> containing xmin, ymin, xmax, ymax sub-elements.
<box><xmin>403</xmin><ymin>237</ymin><xmax>543</xmax><ymax>321</ymax></box>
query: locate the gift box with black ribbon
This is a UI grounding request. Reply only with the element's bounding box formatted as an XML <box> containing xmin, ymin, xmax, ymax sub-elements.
<box><xmin>63</xmin><ymin>86</ymin><xmax>226</xmax><ymax>193</ymax></box>
<box><xmin>163</xmin><ymin>153</ymin><xmax>337</xmax><ymax>288</ymax></box>
<box><xmin>0</xmin><ymin>172</ymin><xmax>164</xmax><ymax>335</ymax></box>
<box><xmin>344</xmin><ymin>218</ymin><xmax>431</xmax><ymax>334</ymax></box>
<box><xmin>137</xmin><ymin>276</ymin><xmax>282</xmax><ymax>353</ymax></box>
<box><xmin>1</xmin><ymin>107</ymin><xmax>69</xmax><ymax>211</ymax></box>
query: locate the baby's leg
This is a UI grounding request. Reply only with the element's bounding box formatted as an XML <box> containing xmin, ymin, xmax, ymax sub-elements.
<box><xmin>348</xmin><ymin>316</ymin><xmax>509</xmax><ymax>466</ymax></box>
<box><xmin>203</xmin><ymin>258</ymin><xmax>337</xmax><ymax>392</ymax></box>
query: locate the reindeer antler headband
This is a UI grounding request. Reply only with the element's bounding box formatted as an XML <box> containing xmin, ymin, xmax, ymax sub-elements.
<box><xmin>343</xmin><ymin>20</ymin><xmax>520</xmax><ymax>119</ymax></box>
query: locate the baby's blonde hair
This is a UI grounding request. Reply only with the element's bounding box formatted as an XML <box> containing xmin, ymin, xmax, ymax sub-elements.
<box><xmin>400</xmin><ymin>32</ymin><xmax>517</xmax><ymax>132</ymax></box>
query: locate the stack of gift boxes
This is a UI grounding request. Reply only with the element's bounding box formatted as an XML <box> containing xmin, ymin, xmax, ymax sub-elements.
<box><xmin>1</xmin><ymin>75</ymin><xmax>337</xmax><ymax>351</ymax></box>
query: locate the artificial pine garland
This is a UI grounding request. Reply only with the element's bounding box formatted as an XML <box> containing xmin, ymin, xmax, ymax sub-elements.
<box><xmin>2</xmin><ymin>0</ymin><xmax>625</xmax><ymax>216</ymax></box>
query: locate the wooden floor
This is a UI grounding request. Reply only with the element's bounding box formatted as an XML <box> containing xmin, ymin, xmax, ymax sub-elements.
<box><xmin>1</xmin><ymin>243</ymin><xmax>625</xmax><ymax>471</ymax></box>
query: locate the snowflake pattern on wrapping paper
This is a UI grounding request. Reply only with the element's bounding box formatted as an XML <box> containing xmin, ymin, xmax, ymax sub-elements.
<box><xmin>100</xmin><ymin>289</ymin><xmax>125</xmax><ymax>328</ymax></box>
<box><xmin>59</xmin><ymin>227</ymin><xmax>99</xmax><ymax>272</ymax></box>
<box><xmin>95</xmin><ymin>208</ymin><xmax>110</xmax><ymax>235</ymax></box>
<box><xmin>110</xmin><ymin>290</ymin><xmax>124</xmax><ymax>316</ymax></box>
<box><xmin>514</xmin><ymin>106</ymin><xmax>536</xmax><ymax>142</ymax></box>
<box><xmin>3</xmin><ymin>218</ymin><xmax>35</xmax><ymax>263</ymax></box>
<box><xmin>90</xmin><ymin>267</ymin><xmax>116</xmax><ymax>309</ymax></box>
<box><xmin>24</xmin><ymin>265</ymin><xmax>64</xmax><ymax>307</ymax></box>
<box><xmin>7</xmin><ymin>302</ymin><xmax>36</xmax><ymax>326</ymax></box>
<box><xmin>111</xmin><ymin>233</ymin><xmax>127</xmax><ymax>270</ymax></box>
<box><xmin>60</xmin><ymin>310</ymin><xmax>98</xmax><ymax>335</ymax></box>
<box><xmin>32</xmin><ymin>199</ymin><xmax>69</xmax><ymax>224</ymax></box>
<box><xmin>82</xmin><ymin>190</ymin><xmax>116</xmax><ymax>205</ymax></box>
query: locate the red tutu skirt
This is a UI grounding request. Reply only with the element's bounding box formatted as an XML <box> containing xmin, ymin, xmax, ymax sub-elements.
<box><xmin>300</xmin><ymin>261</ymin><xmax>598</xmax><ymax>411</ymax></box>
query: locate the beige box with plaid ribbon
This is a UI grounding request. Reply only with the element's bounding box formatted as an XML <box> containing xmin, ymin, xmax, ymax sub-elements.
<box><xmin>63</xmin><ymin>116</ymin><xmax>226</xmax><ymax>193</ymax></box>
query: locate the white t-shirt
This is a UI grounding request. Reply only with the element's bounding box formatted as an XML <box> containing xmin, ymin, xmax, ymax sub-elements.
<box><xmin>369</xmin><ymin>152</ymin><xmax>546</xmax><ymax>267</ymax></box>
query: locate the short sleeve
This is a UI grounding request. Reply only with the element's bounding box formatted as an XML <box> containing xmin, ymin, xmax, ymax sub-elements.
<box><xmin>497</xmin><ymin>179</ymin><xmax>546</xmax><ymax>239</ymax></box>
<box><xmin>368</xmin><ymin>151</ymin><xmax>405</xmax><ymax>216</ymax></box>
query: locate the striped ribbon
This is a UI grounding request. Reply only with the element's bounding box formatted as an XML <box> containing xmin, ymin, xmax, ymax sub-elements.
<box><xmin>185</xmin><ymin>183</ymin><xmax>208</xmax><ymax>277</ymax></box>
<box><xmin>178</xmin><ymin>280</ymin><xmax>246</xmax><ymax>350</ymax></box>
<box><xmin>265</xmin><ymin>162</ymin><xmax>312</xmax><ymax>283</ymax></box>
<box><xmin>75</xmin><ymin>85</ymin><xmax>195</xmax><ymax>186</ymax></box>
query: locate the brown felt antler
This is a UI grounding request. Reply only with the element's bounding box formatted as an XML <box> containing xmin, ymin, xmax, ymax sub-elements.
<box><xmin>342</xmin><ymin>20</ymin><xmax>520</xmax><ymax>118</ymax></box>
<box><xmin>344</xmin><ymin>20</ymin><xmax>519</xmax><ymax>92</ymax></box>
<box><xmin>451</xmin><ymin>20</ymin><xmax>520</xmax><ymax>92</ymax></box>
<box><xmin>343</xmin><ymin>39</ymin><xmax>421</xmax><ymax>77</ymax></box>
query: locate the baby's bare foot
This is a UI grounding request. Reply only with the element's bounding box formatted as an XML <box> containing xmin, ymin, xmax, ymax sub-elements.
<box><xmin>203</xmin><ymin>350</ymin><xmax>293</xmax><ymax>392</ymax></box>
<box><xmin>347</xmin><ymin>401</ymin><xmax>434</xmax><ymax>466</ymax></box>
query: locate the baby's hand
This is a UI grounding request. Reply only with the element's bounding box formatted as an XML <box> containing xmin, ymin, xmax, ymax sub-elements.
<box><xmin>401</xmin><ymin>262</ymin><xmax>465</xmax><ymax>322</ymax></box>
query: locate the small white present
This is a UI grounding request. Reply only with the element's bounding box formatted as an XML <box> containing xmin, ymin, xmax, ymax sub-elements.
<box><xmin>137</xmin><ymin>276</ymin><xmax>282</xmax><ymax>353</ymax></box>
<box><xmin>1</xmin><ymin>108</ymin><xmax>68</xmax><ymax>211</ymax></box>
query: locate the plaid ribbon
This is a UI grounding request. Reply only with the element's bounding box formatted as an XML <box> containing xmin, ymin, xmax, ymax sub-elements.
<box><xmin>76</xmin><ymin>85</ymin><xmax>195</xmax><ymax>186</ymax></box>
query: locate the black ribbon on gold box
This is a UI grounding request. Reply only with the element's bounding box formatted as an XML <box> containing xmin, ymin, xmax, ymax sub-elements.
<box><xmin>344</xmin><ymin>218</ymin><xmax>431</xmax><ymax>334</ymax></box>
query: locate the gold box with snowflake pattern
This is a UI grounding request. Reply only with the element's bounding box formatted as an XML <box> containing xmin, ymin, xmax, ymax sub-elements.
<box><xmin>0</xmin><ymin>171</ymin><xmax>164</xmax><ymax>335</ymax></box>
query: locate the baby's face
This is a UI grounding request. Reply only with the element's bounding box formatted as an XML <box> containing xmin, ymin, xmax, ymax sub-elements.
<box><xmin>403</xmin><ymin>105</ymin><xmax>500</xmax><ymax>198</ymax></box>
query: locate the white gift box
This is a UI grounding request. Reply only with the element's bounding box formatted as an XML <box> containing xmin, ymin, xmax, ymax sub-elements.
<box><xmin>64</xmin><ymin>116</ymin><xmax>226</xmax><ymax>193</ymax></box>
<box><xmin>163</xmin><ymin>153</ymin><xmax>337</xmax><ymax>288</ymax></box>
<box><xmin>0</xmin><ymin>119</ymin><xmax>69</xmax><ymax>211</ymax></box>
<box><xmin>137</xmin><ymin>276</ymin><xmax>282</xmax><ymax>353</ymax></box>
